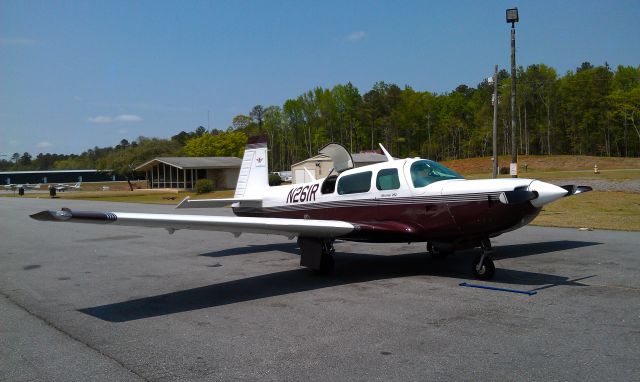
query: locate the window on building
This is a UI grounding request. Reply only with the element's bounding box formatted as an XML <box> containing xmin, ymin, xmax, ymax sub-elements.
<box><xmin>376</xmin><ymin>168</ymin><xmax>400</xmax><ymax>190</ymax></box>
<box><xmin>337</xmin><ymin>171</ymin><xmax>372</xmax><ymax>195</ymax></box>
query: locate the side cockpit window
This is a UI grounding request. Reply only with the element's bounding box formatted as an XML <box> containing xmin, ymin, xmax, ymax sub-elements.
<box><xmin>321</xmin><ymin>174</ymin><xmax>338</xmax><ymax>194</ymax></box>
<box><xmin>376</xmin><ymin>168</ymin><xmax>400</xmax><ymax>190</ymax></box>
<box><xmin>337</xmin><ymin>171</ymin><xmax>372</xmax><ymax>195</ymax></box>
<box><xmin>410</xmin><ymin>160</ymin><xmax>463</xmax><ymax>188</ymax></box>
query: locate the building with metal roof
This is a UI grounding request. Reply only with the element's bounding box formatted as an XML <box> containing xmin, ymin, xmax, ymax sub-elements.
<box><xmin>291</xmin><ymin>153</ymin><xmax>388</xmax><ymax>184</ymax></box>
<box><xmin>134</xmin><ymin>157</ymin><xmax>242</xmax><ymax>189</ymax></box>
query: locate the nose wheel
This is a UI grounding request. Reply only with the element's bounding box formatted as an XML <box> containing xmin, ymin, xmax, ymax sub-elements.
<box><xmin>471</xmin><ymin>239</ymin><xmax>496</xmax><ymax>280</ymax></box>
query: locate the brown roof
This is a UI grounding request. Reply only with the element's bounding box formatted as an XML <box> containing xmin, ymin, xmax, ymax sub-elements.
<box><xmin>134</xmin><ymin>157</ymin><xmax>241</xmax><ymax>171</ymax></box>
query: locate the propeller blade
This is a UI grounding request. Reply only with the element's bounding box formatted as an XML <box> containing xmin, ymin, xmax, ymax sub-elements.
<box><xmin>561</xmin><ymin>185</ymin><xmax>593</xmax><ymax>196</ymax></box>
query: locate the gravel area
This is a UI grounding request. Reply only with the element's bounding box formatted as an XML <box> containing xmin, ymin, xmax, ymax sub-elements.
<box><xmin>547</xmin><ymin>178</ymin><xmax>640</xmax><ymax>193</ymax></box>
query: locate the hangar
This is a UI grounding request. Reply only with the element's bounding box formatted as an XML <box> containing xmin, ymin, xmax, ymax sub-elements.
<box><xmin>134</xmin><ymin>157</ymin><xmax>241</xmax><ymax>190</ymax></box>
<box><xmin>1</xmin><ymin>169</ymin><xmax>119</xmax><ymax>185</ymax></box>
<box><xmin>291</xmin><ymin>152</ymin><xmax>388</xmax><ymax>184</ymax></box>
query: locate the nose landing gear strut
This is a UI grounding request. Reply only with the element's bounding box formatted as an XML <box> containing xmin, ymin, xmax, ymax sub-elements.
<box><xmin>472</xmin><ymin>238</ymin><xmax>496</xmax><ymax>280</ymax></box>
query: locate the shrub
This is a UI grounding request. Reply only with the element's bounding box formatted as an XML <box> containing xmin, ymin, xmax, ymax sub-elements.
<box><xmin>195</xmin><ymin>179</ymin><xmax>213</xmax><ymax>194</ymax></box>
<box><xmin>268</xmin><ymin>173</ymin><xmax>282</xmax><ymax>186</ymax></box>
<box><xmin>499</xmin><ymin>166</ymin><xmax>509</xmax><ymax>175</ymax></box>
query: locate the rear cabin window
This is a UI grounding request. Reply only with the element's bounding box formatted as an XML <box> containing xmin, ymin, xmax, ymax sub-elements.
<box><xmin>337</xmin><ymin>171</ymin><xmax>372</xmax><ymax>195</ymax></box>
<box><xmin>376</xmin><ymin>168</ymin><xmax>400</xmax><ymax>190</ymax></box>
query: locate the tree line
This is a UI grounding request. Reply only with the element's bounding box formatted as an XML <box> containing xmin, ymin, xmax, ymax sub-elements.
<box><xmin>2</xmin><ymin>61</ymin><xmax>638</xmax><ymax>176</ymax></box>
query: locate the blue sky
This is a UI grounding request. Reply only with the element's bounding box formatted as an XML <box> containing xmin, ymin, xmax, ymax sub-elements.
<box><xmin>1</xmin><ymin>0</ymin><xmax>639</xmax><ymax>155</ymax></box>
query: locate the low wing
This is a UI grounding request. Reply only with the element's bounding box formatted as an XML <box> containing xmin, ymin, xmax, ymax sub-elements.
<box><xmin>30</xmin><ymin>208</ymin><xmax>354</xmax><ymax>238</ymax></box>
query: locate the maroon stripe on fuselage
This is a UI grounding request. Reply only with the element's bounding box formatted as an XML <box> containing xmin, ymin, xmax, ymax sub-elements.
<box><xmin>233</xmin><ymin>198</ymin><xmax>540</xmax><ymax>243</ymax></box>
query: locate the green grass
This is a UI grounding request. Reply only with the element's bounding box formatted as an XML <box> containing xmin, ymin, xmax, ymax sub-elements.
<box><xmin>532</xmin><ymin>191</ymin><xmax>640</xmax><ymax>231</ymax></box>
<box><xmin>464</xmin><ymin>169</ymin><xmax>640</xmax><ymax>181</ymax></box>
<box><xmin>1</xmin><ymin>189</ymin><xmax>235</xmax><ymax>204</ymax></box>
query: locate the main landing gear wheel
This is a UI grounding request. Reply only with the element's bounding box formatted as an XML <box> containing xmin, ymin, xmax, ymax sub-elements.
<box><xmin>471</xmin><ymin>238</ymin><xmax>495</xmax><ymax>280</ymax></box>
<box><xmin>316</xmin><ymin>239</ymin><xmax>335</xmax><ymax>275</ymax></box>
<box><xmin>317</xmin><ymin>253</ymin><xmax>335</xmax><ymax>275</ymax></box>
<box><xmin>298</xmin><ymin>237</ymin><xmax>335</xmax><ymax>276</ymax></box>
<box><xmin>427</xmin><ymin>242</ymin><xmax>452</xmax><ymax>261</ymax></box>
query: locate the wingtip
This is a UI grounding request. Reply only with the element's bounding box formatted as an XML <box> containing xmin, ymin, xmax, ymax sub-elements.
<box><xmin>176</xmin><ymin>196</ymin><xmax>191</xmax><ymax>209</ymax></box>
<box><xmin>30</xmin><ymin>210</ymin><xmax>56</xmax><ymax>221</ymax></box>
<box><xmin>30</xmin><ymin>209</ymin><xmax>73</xmax><ymax>221</ymax></box>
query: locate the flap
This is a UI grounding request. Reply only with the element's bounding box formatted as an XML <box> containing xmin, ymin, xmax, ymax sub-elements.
<box><xmin>176</xmin><ymin>197</ymin><xmax>262</xmax><ymax>209</ymax></box>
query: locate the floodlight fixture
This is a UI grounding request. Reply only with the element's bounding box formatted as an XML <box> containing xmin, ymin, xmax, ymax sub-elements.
<box><xmin>506</xmin><ymin>8</ymin><xmax>519</xmax><ymax>27</ymax></box>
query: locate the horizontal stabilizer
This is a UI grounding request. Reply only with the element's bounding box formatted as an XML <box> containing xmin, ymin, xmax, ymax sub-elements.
<box><xmin>176</xmin><ymin>196</ymin><xmax>262</xmax><ymax>209</ymax></box>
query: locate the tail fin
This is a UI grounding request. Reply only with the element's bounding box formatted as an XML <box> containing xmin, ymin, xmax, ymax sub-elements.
<box><xmin>234</xmin><ymin>135</ymin><xmax>269</xmax><ymax>198</ymax></box>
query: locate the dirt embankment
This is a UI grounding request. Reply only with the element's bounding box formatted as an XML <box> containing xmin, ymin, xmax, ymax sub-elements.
<box><xmin>443</xmin><ymin>155</ymin><xmax>640</xmax><ymax>174</ymax></box>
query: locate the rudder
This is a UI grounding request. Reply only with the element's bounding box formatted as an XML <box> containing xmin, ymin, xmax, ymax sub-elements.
<box><xmin>234</xmin><ymin>135</ymin><xmax>269</xmax><ymax>198</ymax></box>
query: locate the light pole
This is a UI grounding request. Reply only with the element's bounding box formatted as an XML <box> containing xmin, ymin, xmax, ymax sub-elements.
<box><xmin>491</xmin><ymin>65</ymin><xmax>499</xmax><ymax>178</ymax></box>
<box><xmin>506</xmin><ymin>7</ymin><xmax>519</xmax><ymax>178</ymax></box>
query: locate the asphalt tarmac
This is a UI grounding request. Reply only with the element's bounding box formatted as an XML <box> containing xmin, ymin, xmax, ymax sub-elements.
<box><xmin>1</xmin><ymin>197</ymin><xmax>639</xmax><ymax>381</ymax></box>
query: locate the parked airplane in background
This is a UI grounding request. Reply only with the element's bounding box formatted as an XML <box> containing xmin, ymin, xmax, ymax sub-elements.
<box><xmin>31</xmin><ymin>137</ymin><xmax>591</xmax><ymax>280</ymax></box>
<box><xmin>54</xmin><ymin>182</ymin><xmax>82</xmax><ymax>192</ymax></box>
<box><xmin>4</xmin><ymin>183</ymin><xmax>41</xmax><ymax>191</ymax></box>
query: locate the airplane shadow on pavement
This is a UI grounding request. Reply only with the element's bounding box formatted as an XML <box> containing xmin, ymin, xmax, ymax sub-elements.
<box><xmin>79</xmin><ymin>240</ymin><xmax>601</xmax><ymax>323</ymax></box>
<box><xmin>199</xmin><ymin>242</ymin><xmax>300</xmax><ymax>258</ymax></box>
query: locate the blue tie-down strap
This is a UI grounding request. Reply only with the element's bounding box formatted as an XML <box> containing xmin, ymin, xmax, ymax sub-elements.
<box><xmin>459</xmin><ymin>282</ymin><xmax>537</xmax><ymax>296</ymax></box>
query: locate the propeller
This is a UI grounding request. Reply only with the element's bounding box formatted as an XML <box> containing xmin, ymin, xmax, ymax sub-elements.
<box><xmin>561</xmin><ymin>185</ymin><xmax>593</xmax><ymax>196</ymax></box>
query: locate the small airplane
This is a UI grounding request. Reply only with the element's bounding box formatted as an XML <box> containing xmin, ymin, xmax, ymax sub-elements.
<box><xmin>4</xmin><ymin>183</ymin><xmax>41</xmax><ymax>191</ymax></box>
<box><xmin>53</xmin><ymin>182</ymin><xmax>82</xmax><ymax>192</ymax></box>
<box><xmin>30</xmin><ymin>137</ymin><xmax>591</xmax><ymax>280</ymax></box>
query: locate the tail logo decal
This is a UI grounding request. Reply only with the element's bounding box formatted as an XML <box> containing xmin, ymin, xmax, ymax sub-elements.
<box><xmin>255</xmin><ymin>153</ymin><xmax>266</xmax><ymax>167</ymax></box>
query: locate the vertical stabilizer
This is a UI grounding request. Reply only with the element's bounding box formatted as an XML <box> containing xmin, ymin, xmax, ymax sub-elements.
<box><xmin>234</xmin><ymin>136</ymin><xmax>269</xmax><ymax>198</ymax></box>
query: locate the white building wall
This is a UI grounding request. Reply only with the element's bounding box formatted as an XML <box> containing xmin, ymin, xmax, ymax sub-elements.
<box><xmin>291</xmin><ymin>160</ymin><xmax>333</xmax><ymax>184</ymax></box>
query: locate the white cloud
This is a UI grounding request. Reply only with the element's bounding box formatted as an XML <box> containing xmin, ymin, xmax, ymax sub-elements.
<box><xmin>36</xmin><ymin>141</ymin><xmax>53</xmax><ymax>148</ymax></box>
<box><xmin>346</xmin><ymin>31</ymin><xmax>367</xmax><ymax>43</ymax></box>
<box><xmin>0</xmin><ymin>37</ymin><xmax>38</xmax><ymax>46</ymax></box>
<box><xmin>88</xmin><ymin>116</ymin><xmax>113</xmax><ymax>124</ymax></box>
<box><xmin>88</xmin><ymin>114</ymin><xmax>143</xmax><ymax>124</ymax></box>
<box><xmin>115</xmin><ymin>114</ymin><xmax>143</xmax><ymax>122</ymax></box>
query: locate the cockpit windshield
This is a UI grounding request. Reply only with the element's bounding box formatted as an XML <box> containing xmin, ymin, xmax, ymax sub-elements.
<box><xmin>410</xmin><ymin>160</ymin><xmax>464</xmax><ymax>188</ymax></box>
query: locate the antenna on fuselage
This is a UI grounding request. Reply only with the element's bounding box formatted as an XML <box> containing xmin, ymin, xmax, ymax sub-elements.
<box><xmin>378</xmin><ymin>143</ymin><xmax>394</xmax><ymax>162</ymax></box>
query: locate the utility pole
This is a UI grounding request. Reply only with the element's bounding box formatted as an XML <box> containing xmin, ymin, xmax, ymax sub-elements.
<box><xmin>506</xmin><ymin>8</ymin><xmax>519</xmax><ymax>178</ymax></box>
<box><xmin>492</xmin><ymin>65</ymin><xmax>499</xmax><ymax>178</ymax></box>
<box><xmin>427</xmin><ymin>113</ymin><xmax>431</xmax><ymax>159</ymax></box>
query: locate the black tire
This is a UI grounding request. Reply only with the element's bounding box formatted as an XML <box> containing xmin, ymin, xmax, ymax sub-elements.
<box><xmin>472</xmin><ymin>254</ymin><xmax>496</xmax><ymax>280</ymax></box>
<box><xmin>315</xmin><ymin>254</ymin><xmax>335</xmax><ymax>276</ymax></box>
